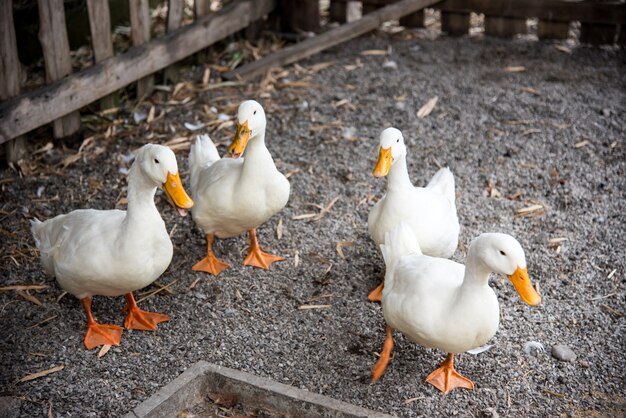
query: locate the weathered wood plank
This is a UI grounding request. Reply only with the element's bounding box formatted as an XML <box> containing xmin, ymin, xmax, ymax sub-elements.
<box><xmin>1</xmin><ymin>0</ymin><xmax>26</xmax><ymax>162</ymax></box>
<box><xmin>537</xmin><ymin>20</ymin><xmax>569</xmax><ymax>40</ymax></box>
<box><xmin>130</xmin><ymin>0</ymin><xmax>154</xmax><ymax>98</ymax></box>
<box><xmin>437</xmin><ymin>0</ymin><xmax>626</xmax><ymax>25</ymax></box>
<box><xmin>164</xmin><ymin>0</ymin><xmax>184</xmax><ymax>83</ymax></box>
<box><xmin>224</xmin><ymin>0</ymin><xmax>441</xmax><ymax>81</ymax></box>
<box><xmin>167</xmin><ymin>0</ymin><xmax>184</xmax><ymax>31</ymax></box>
<box><xmin>87</xmin><ymin>0</ymin><xmax>116</xmax><ymax>109</ymax></box>
<box><xmin>38</xmin><ymin>0</ymin><xmax>81</xmax><ymax>138</ymax></box>
<box><xmin>0</xmin><ymin>0</ymin><xmax>276</xmax><ymax>144</ymax></box>
<box><xmin>195</xmin><ymin>0</ymin><xmax>211</xmax><ymax>18</ymax></box>
<box><xmin>441</xmin><ymin>11</ymin><xmax>470</xmax><ymax>36</ymax></box>
<box><xmin>484</xmin><ymin>16</ymin><xmax>527</xmax><ymax>37</ymax></box>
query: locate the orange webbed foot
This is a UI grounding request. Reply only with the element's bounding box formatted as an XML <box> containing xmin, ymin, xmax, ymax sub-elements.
<box><xmin>84</xmin><ymin>323</ymin><xmax>122</xmax><ymax>350</ymax></box>
<box><xmin>368</xmin><ymin>282</ymin><xmax>384</xmax><ymax>302</ymax></box>
<box><xmin>122</xmin><ymin>293</ymin><xmax>170</xmax><ymax>331</ymax></box>
<box><xmin>243</xmin><ymin>248</ymin><xmax>284</xmax><ymax>269</ymax></box>
<box><xmin>192</xmin><ymin>254</ymin><xmax>230</xmax><ymax>275</ymax></box>
<box><xmin>425</xmin><ymin>354</ymin><xmax>475</xmax><ymax>394</ymax></box>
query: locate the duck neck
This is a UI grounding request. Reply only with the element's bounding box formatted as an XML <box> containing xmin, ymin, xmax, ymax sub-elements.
<box><xmin>462</xmin><ymin>245</ymin><xmax>492</xmax><ymax>289</ymax></box>
<box><xmin>386</xmin><ymin>154</ymin><xmax>413</xmax><ymax>192</ymax></box>
<box><xmin>242</xmin><ymin>130</ymin><xmax>274</xmax><ymax>175</ymax></box>
<box><xmin>124</xmin><ymin>163</ymin><xmax>160</xmax><ymax>226</ymax></box>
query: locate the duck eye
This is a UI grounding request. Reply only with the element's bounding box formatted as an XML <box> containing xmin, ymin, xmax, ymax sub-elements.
<box><xmin>253</xmin><ymin>110</ymin><xmax>257</xmax><ymax>115</ymax></box>
<box><xmin>154</xmin><ymin>159</ymin><xmax>159</xmax><ymax>164</ymax></box>
<box><xmin>397</xmin><ymin>139</ymin><xmax>400</xmax><ymax>143</ymax></box>
<box><xmin>499</xmin><ymin>250</ymin><xmax>506</xmax><ymax>256</ymax></box>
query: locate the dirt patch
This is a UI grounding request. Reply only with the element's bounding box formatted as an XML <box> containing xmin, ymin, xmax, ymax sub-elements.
<box><xmin>1</xmin><ymin>27</ymin><xmax>625</xmax><ymax>417</ymax></box>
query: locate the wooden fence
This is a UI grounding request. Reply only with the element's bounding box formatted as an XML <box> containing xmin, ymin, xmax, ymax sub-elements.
<box><xmin>1</xmin><ymin>0</ymin><xmax>625</xmax><ymax>163</ymax></box>
<box><xmin>330</xmin><ymin>0</ymin><xmax>626</xmax><ymax>41</ymax></box>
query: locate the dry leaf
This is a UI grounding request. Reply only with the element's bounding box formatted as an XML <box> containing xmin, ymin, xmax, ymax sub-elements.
<box><xmin>516</xmin><ymin>204</ymin><xmax>545</xmax><ymax>217</ymax></box>
<box><xmin>360</xmin><ymin>49</ymin><xmax>387</xmax><ymax>56</ymax></box>
<box><xmin>146</xmin><ymin>106</ymin><xmax>155</xmax><ymax>124</ymax></box>
<box><xmin>555</xmin><ymin>45</ymin><xmax>572</xmax><ymax>54</ymax></box>
<box><xmin>519</xmin><ymin>87</ymin><xmax>541</xmax><ymax>96</ymax></box>
<box><xmin>298</xmin><ymin>304</ymin><xmax>332</xmax><ymax>310</ymax></box>
<box><xmin>16</xmin><ymin>290</ymin><xmax>42</xmax><ymax>305</ymax></box>
<box><xmin>276</xmin><ymin>218</ymin><xmax>283</xmax><ymax>240</ymax></box>
<box><xmin>98</xmin><ymin>345</ymin><xmax>112</xmax><ymax>358</ymax></box>
<box><xmin>202</xmin><ymin>67</ymin><xmax>211</xmax><ymax>86</ymax></box>
<box><xmin>308</xmin><ymin>61</ymin><xmax>335</xmax><ymax>72</ymax></box>
<box><xmin>417</xmin><ymin>96</ymin><xmax>438</xmax><ymax>118</ymax></box>
<box><xmin>208</xmin><ymin>392</ymin><xmax>237</xmax><ymax>408</ymax></box>
<box><xmin>574</xmin><ymin>140</ymin><xmax>590</xmax><ymax>148</ymax></box>
<box><xmin>293</xmin><ymin>213</ymin><xmax>317</xmax><ymax>220</ymax></box>
<box><xmin>336</xmin><ymin>241</ymin><xmax>355</xmax><ymax>259</ymax></box>
<box><xmin>0</xmin><ymin>284</ymin><xmax>48</xmax><ymax>292</ymax></box>
<box><xmin>504</xmin><ymin>65</ymin><xmax>526</xmax><ymax>73</ymax></box>
<box><xmin>19</xmin><ymin>365</ymin><xmax>64</xmax><ymax>383</ymax></box>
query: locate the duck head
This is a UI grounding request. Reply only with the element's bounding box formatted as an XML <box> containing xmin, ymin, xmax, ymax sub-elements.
<box><xmin>373</xmin><ymin>127</ymin><xmax>407</xmax><ymax>177</ymax></box>
<box><xmin>474</xmin><ymin>233</ymin><xmax>542</xmax><ymax>306</ymax></box>
<box><xmin>228</xmin><ymin>100</ymin><xmax>266</xmax><ymax>159</ymax></box>
<box><xmin>137</xmin><ymin>144</ymin><xmax>194</xmax><ymax>216</ymax></box>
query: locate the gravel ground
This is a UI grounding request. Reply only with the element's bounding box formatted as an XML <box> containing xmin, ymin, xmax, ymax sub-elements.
<box><xmin>1</xmin><ymin>29</ymin><xmax>625</xmax><ymax>417</ymax></box>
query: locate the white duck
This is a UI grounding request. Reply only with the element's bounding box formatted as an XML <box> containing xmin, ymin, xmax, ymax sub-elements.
<box><xmin>367</xmin><ymin>127</ymin><xmax>459</xmax><ymax>301</ymax></box>
<box><xmin>188</xmin><ymin>100</ymin><xmax>290</xmax><ymax>275</ymax></box>
<box><xmin>371</xmin><ymin>223</ymin><xmax>541</xmax><ymax>394</ymax></box>
<box><xmin>31</xmin><ymin>144</ymin><xmax>193</xmax><ymax>349</ymax></box>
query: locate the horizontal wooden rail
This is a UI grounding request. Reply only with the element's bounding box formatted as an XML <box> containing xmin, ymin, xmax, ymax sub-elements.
<box><xmin>437</xmin><ymin>0</ymin><xmax>626</xmax><ymax>25</ymax></box>
<box><xmin>331</xmin><ymin>0</ymin><xmax>625</xmax><ymax>25</ymax></box>
<box><xmin>0</xmin><ymin>0</ymin><xmax>275</xmax><ymax>144</ymax></box>
<box><xmin>224</xmin><ymin>0</ymin><xmax>442</xmax><ymax>81</ymax></box>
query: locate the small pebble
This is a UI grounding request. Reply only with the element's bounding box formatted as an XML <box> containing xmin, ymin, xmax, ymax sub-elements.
<box><xmin>579</xmin><ymin>360</ymin><xmax>590</xmax><ymax>368</ymax></box>
<box><xmin>382</xmin><ymin>60</ymin><xmax>398</xmax><ymax>70</ymax></box>
<box><xmin>551</xmin><ymin>344</ymin><xmax>576</xmax><ymax>362</ymax></box>
<box><xmin>482</xmin><ymin>407</ymin><xmax>499</xmax><ymax>418</ymax></box>
<box><xmin>601</xmin><ymin>108</ymin><xmax>611</xmax><ymax>117</ymax></box>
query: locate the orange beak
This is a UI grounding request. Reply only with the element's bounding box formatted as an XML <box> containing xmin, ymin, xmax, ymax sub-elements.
<box><xmin>163</xmin><ymin>172</ymin><xmax>193</xmax><ymax>215</ymax></box>
<box><xmin>228</xmin><ymin>120</ymin><xmax>251</xmax><ymax>158</ymax></box>
<box><xmin>508</xmin><ymin>266</ymin><xmax>542</xmax><ymax>306</ymax></box>
<box><xmin>373</xmin><ymin>146</ymin><xmax>393</xmax><ymax>177</ymax></box>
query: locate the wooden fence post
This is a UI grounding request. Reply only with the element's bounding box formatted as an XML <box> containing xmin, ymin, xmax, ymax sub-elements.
<box><xmin>329</xmin><ymin>0</ymin><xmax>347</xmax><ymax>23</ymax></box>
<box><xmin>38</xmin><ymin>0</ymin><xmax>81</xmax><ymax>139</ymax></box>
<box><xmin>280</xmin><ymin>0</ymin><xmax>320</xmax><ymax>33</ymax></box>
<box><xmin>400</xmin><ymin>9</ymin><xmax>424</xmax><ymax>28</ymax></box>
<box><xmin>164</xmin><ymin>0</ymin><xmax>183</xmax><ymax>83</ymax></box>
<box><xmin>195</xmin><ymin>0</ymin><xmax>211</xmax><ymax>18</ymax></box>
<box><xmin>1</xmin><ymin>0</ymin><xmax>26</xmax><ymax>162</ymax></box>
<box><xmin>130</xmin><ymin>0</ymin><xmax>154</xmax><ymax>98</ymax></box>
<box><xmin>537</xmin><ymin>20</ymin><xmax>569</xmax><ymax>40</ymax></box>
<box><xmin>580</xmin><ymin>22</ymin><xmax>617</xmax><ymax>44</ymax></box>
<box><xmin>484</xmin><ymin>16</ymin><xmax>527</xmax><ymax>38</ymax></box>
<box><xmin>441</xmin><ymin>12</ymin><xmax>470</xmax><ymax>36</ymax></box>
<box><xmin>87</xmin><ymin>0</ymin><xmax>116</xmax><ymax>110</ymax></box>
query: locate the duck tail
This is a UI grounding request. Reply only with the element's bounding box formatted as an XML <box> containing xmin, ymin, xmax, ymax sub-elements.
<box><xmin>380</xmin><ymin>222</ymin><xmax>421</xmax><ymax>279</ymax></box>
<box><xmin>189</xmin><ymin>134</ymin><xmax>220</xmax><ymax>191</ymax></box>
<box><xmin>427</xmin><ymin>167</ymin><xmax>456</xmax><ymax>205</ymax></box>
<box><xmin>30</xmin><ymin>218</ymin><xmax>43</xmax><ymax>248</ymax></box>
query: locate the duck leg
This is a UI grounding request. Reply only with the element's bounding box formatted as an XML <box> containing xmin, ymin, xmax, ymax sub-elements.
<box><xmin>81</xmin><ymin>297</ymin><xmax>122</xmax><ymax>350</ymax></box>
<box><xmin>243</xmin><ymin>228</ymin><xmax>284</xmax><ymax>269</ymax></box>
<box><xmin>192</xmin><ymin>234</ymin><xmax>230</xmax><ymax>275</ymax></box>
<box><xmin>371</xmin><ymin>326</ymin><xmax>394</xmax><ymax>382</ymax></box>
<box><xmin>425</xmin><ymin>353</ymin><xmax>474</xmax><ymax>394</ymax></box>
<box><xmin>122</xmin><ymin>292</ymin><xmax>170</xmax><ymax>331</ymax></box>
<box><xmin>367</xmin><ymin>281</ymin><xmax>384</xmax><ymax>302</ymax></box>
